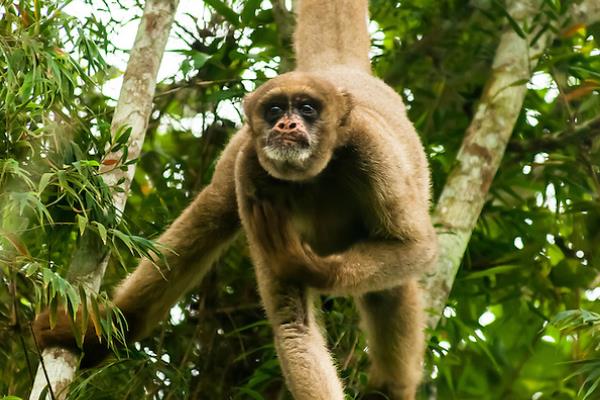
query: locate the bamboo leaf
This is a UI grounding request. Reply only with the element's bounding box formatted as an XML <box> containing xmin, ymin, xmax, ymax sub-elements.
<box><xmin>38</xmin><ymin>172</ymin><xmax>53</xmax><ymax>194</ymax></box>
<box><xmin>204</xmin><ymin>0</ymin><xmax>240</xmax><ymax>26</ymax></box>
<box><xmin>76</xmin><ymin>214</ymin><xmax>87</xmax><ymax>236</ymax></box>
<box><xmin>94</xmin><ymin>221</ymin><xmax>108</xmax><ymax>245</ymax></box>
<box><xmin>493</xmin><ymin>0</ymin><xmax>527</xmax><ymax>38</ymax></box>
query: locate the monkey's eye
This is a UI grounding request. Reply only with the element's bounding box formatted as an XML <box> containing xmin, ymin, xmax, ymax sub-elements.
<box><xmin>265</xmin><ymin>105</ymin><xmax>284</xmax><ymax>121</ymax></box>
<box><xmin>299</xmin><ymin>103</ymin><xmax>317</xmax><ymax>118</ymax></box>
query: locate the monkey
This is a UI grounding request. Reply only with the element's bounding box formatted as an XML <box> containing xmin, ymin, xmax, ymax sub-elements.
<box><xmin>33</xmin><ymin>1</ymin><xmax>437</xmax><ymax>399</ymax></box>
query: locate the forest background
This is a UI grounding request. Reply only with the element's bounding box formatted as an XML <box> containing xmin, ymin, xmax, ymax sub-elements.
<box><xmin>1</xmin><ymin>0</ymin><xmax>600</xmax><ymax>399</ymax></box>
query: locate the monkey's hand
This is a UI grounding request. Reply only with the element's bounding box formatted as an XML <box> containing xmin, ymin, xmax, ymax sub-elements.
<box><xmin>249</xmin><ymin>201</ymin><xmax>335</xmax><ymax>288</ymax></box>
<box><xmin>32</xmin><ymin>308</ymin><xmax>111</xmax><ymax>368</ymax></box>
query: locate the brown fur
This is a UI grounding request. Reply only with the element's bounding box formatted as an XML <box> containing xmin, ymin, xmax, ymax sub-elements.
<box><xmin>294</xmin><ymin>0</ymin><xmax>371</xmax><ymax>73</ymax></box>
<box><xmin>33</xmin><ymin>1</ymin><xmax>436</xmax><ymax>398</ymax></box>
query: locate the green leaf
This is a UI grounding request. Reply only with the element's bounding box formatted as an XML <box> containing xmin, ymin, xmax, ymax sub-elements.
<box><xmin>89</xmin><ymin>296</ymin><xmax>102</xmax><ymax>337</ymax></box>
<box><xmin>241</xmin><ymin>0</ymin><xmax>262</xmax><ymax>24</ymax></box>
<box><xmin>493</xmin><ymin>0</ymin><xmax>527</xmax><ymax>39</ymax></box>
<box><xmin>114</xmin><ymin>126</ymin><xmax>132</xmax><ymax>146</ymax></box>
<box><xmin>570</xmin><ymin>66</ymin><xmax>600</xmax><ymax>80</ymax></box>
<box><xmin>204</xmin><ymin>0</ymin><xmax>240</xmax><ymax>26</ymax></box>
<box><xmin>462</xmin><ymin>265</ymin><xmax>521</xmax><ymax>280</ymax></box>
<box><xmin>38</xmin><ymin>172</ymin><xmax>53</xmax><ymax>194</ymax></box>
<box><xmin>24</xmin><ymin>262</ymin><xmax>40</xmax><ymax>277</ymax></box>
<box><xmin>234</xmin><ymin>388</ymin><xmax>265</xmax><ymax>400</ymax></box>
<box><xmin>192</xmin><ymin>51</ymin><xmax>210</xmax><ymax>69</ymax></box>
<box><xmin>94</xmin><ymin>221</ymin><xmax>108</xmax><ymax>245</ymax></box>
<box><xmin>547</xmin><ymin>244</ymin><xmax>564</xmax><ymax>266</ymax></box>
<box><xmin>65</xmin><ymin>283</ymin><xmax>80</xmax><ymax>316</ymax></box>
<box><xmin>112</xmin><ymin>229</ymin><xmax>134</xmax><ymax>254</ymax></box>
<box><xmin>76</xmin><ymin>214</ymin><xmax>88</xmax><ymax>236</ymax></box>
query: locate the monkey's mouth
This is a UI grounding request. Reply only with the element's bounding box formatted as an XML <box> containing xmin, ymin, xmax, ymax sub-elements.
<box><xmin>262</xmin><ymin>132</ymin><xmax>313</xmax><ymax>164</ymax></box>
<box><xmin>266</xmin><ymin>132</ymin><xmax>310</xmax><ymax>148</ymax></box>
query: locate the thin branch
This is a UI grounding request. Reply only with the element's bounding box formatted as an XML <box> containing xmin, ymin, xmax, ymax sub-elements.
<box><xmin>9</xmin><ymin>267</ymin><xmax>35</xmax><ymax>383</ymax></box>
<box><xmin>29</xmin><ymin>324</ymin><xmax>56</xmax><ymax>400</ymax></box>
<box><xmin>508</xmin><ymin>116</ymin><xmax>600</xmax><ymax>153</ymax></box>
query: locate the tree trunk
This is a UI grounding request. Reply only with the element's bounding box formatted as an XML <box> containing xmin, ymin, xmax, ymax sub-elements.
<box><xmin>424</xmin><ymin>0</ymin><xmax>600</xmax><ymax>329</ymax></box>
<box><xmin>28</xmin><ymin>1</ymin><xmax>179</xmax><ymax>399</ymax></box>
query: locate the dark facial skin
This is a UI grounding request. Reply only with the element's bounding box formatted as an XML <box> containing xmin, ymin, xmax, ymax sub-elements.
<box><xmin>243</xmin><ymin>73</ymin><xmax>352</xmax><ymax>182</ymax></box>
<box><xmin>260</xmin><ymin>95</ymin><xmax>322</xmax><ymax>163</ymax></box>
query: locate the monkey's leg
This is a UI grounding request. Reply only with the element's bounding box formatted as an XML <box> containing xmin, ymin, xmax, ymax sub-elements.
<box><xmin>357</xmin><ymin>279</ymin><xmax>425</xmax><ymax>400</ymax></box>
<box><xmin>256</xmin><ymin>271</ymin><xmax>345</xmax><ymax>400</ymax></box>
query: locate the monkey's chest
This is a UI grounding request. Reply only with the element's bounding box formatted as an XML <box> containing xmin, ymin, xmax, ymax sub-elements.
<box><xmin>280</xmin><ymin>183</ymin><xmax>367</xmax><ymax>256</ymax></box>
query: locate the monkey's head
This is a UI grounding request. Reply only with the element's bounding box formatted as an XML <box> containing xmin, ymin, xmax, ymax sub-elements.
<box><xmin>244</xmin><ymin>72</ymin><xmax>352</xmax><ymax>181</ymax></box>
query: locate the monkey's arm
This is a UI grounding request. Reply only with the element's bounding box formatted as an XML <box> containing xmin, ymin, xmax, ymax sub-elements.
<box><xmin>113</xmin><ymin>131</ymin><xmax>247</xmax><ymax>339</ymax></box>
<box><xmin>317</xmin><ymin>235</ymin><xmax>436</xmax><ymax>294</ymax></box>
<box><xmin>321</xmin><ymin>114</ymin><xmax>437</xmax><ymax>294</ymax></box>
<box><xmin>251</xmin><ymin>201</ymin><xmax>436</xmax><ymax>295</ymax></box>
<box><xmin>33</xmin><ymin>131</ymin><xmax>248</xmax><ymax>362</ymax></box>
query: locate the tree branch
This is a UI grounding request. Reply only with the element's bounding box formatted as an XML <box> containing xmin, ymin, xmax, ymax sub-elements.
<box><xmin>423</xmin><ymin>0</ymin><xmax>600</xmax><ymax>330</ymax></box>
<box><xmin>28</xmin><ymin>1</ymin><xmax>179</xmax><ymax>398</ymax></box>
<box><xmin>507</xmin><ymin>116</ymin><xmax>600</xmax><ymax>153</ymax></box>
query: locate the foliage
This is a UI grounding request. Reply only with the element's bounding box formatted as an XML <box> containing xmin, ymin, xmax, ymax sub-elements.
<box><xmin>0</xmin><ymin>0</ymin><xmax>156</xmax><ymax>395</ymax></box>
<box><xmin>1</xmin><ymin>0</ymin><xmax>599</xmax><ymax>399</ymax></box>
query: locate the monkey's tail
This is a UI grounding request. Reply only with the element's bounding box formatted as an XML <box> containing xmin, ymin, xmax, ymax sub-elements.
<box><xmin>293</xmin><ymin>0</ymin><xmax>371</xmax><ymax>73</ymax></box>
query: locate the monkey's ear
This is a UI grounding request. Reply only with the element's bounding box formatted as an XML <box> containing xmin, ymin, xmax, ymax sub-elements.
<box><xmin>242</xmin><ymin>92</ymin><xmax>256</xmax><ymax>124</ymax></box>
<box><xmin>339</xmin><ymin>90</ymin><xmax>354</xmax><ymax>126</ymax></box>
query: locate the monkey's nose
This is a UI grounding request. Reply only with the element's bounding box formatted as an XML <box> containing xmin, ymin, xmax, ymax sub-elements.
<box><xmin>277</xmin><ymin>121</ymin><xmax>297</xmax><ymax>130</ymax></box>
<box><xmin>273</xmin><ymin>116</ymin><xmax>301</xmax><ymax>133</ymax></box>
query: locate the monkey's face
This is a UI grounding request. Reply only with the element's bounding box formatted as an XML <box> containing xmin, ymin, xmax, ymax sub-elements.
<box><xmin>260</xmin><ymin>95</ymin><xmax>320</xmax><ymax>163</ymax></box>
<box><xmin>244</xmin><ymin>73</ymin><xmax>351</xmax><ymax>181</ymax></box>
